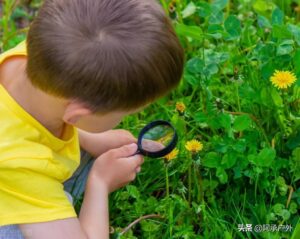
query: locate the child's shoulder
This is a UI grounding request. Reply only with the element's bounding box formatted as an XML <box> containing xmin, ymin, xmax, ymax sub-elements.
<box><xmin>0</xmin><ymin>41</ymin><xmax>27</xmax><ymax>65</ymax></box>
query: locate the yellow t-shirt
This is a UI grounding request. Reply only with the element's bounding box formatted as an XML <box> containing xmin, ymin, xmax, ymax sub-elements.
<box><xmin>0</xmin><ymin>41</ymin><xmax>80</xmax><ymax>226</ymax></box>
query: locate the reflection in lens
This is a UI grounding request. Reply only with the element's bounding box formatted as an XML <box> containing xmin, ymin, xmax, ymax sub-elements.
<box><xmin>141</xmin><ymin>125</ymin><xmax>175</xmax><ymax>152</ymax></box>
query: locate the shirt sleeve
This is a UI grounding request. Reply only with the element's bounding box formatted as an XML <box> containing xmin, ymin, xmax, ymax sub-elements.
<box><xmin>0</xmin><ymin>158</ymin><xmax>77</xmax><ymax>226</ymax></box>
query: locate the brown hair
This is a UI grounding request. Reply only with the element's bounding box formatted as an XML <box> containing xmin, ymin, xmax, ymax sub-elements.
<box><xmin>26</xmin><ymin>0</ymin><xmax>184</xmax><ymax>113</ymax></box>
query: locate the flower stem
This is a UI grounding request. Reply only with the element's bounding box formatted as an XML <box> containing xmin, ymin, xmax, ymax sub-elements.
<box><xmin>188</xmin><ymin>164</ymin><xmax>192</xmax><ymax>206</ymax></box>
<box><xmin>194</xmin><ymin>163</ymin><xmax>203</xmax><ymax>203</ymax></box>
<box><xmin>166</xmin><ymin>165</ymin><xmax>169</xmax><ymax>198</ymax></box>
<box><xmin>226</xmin><ymin>0</ymin><xmax>231</xmax><ymax>17</ymax></box>
<box><xmin>282</xmin><ymin>90</ymin><xmax>290</xmax><ymax>118</ymax></box>
<box><xmin>255</xmin><ymin>172</ymin><xmax>259</xmax><ymax>204</ymax></box>
<box><xmin>165</xmin><ymin>164</ymin><xmax>172</xmax><ymax>238</ymax></box>
<box><xmin>235</xmin><ymin>83</ymin><xmax>241</xmax><ymax>112</ymax></box>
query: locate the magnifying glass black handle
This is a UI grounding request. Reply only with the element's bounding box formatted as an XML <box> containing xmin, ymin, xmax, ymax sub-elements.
<box><xmin>133</xmin><ymin>149</ymin><xmax>142</xmax><ymax>156</ymax></box>
<box><xmin>134</xmin><ymin>120</ymin><xmax>178</xmax><ymax>158</ymax></box>
<box><xmin>133</xmin><ymin>148</ymin><xmax>150</xmax><ymax>157</ymax></box>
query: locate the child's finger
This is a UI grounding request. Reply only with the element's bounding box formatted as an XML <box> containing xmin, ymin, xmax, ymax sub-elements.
<box><xmin>124</xmin><ymin>154</ymin><xmax>144</xmax><ymax>169</ymax></box>
<box><xmin>136</xmin><ymin>166</ymin><xmax>141</xmax><ymax>173</ymax></box>
<box><xmin>107</xmin><ymin>143</ymin><xmax>138</xmax><ymax>158</ymax></box>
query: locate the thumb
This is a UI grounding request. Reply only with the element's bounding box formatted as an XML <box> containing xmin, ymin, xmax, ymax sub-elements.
<box><xmin>109</xmin><ymin>143</ymin><xmax>138</xmax><ymax>158</ymax></box>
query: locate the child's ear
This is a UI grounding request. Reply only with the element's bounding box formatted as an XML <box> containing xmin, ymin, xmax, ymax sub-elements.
<box><xmin>63</xmin><ymin>101</ymin><xmax>92</xmax><ymax>124</ymax></box>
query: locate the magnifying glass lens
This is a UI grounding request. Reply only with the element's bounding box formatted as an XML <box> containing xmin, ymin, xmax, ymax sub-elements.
<box><xmin>141</xmin><ymin>125</ymin><xmax>175</xmax><ymax>153</ymax></box>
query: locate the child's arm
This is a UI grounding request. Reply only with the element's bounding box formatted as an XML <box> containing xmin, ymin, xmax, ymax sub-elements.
<box><xmin>18</xmin><ymin>143</ymin><xmax>143</xmax><ymax>239</ymax></box>
<box><xmin>78</xmin><ymin>129</ymin><xmax>137</xmax><ymax>157</ymax></box>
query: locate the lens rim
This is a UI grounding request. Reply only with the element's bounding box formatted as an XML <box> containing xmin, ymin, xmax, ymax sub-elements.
<box><xmin>137</xmin><ymin>120</ymin><xmax>178</xmax><ymax>158</ymax></box>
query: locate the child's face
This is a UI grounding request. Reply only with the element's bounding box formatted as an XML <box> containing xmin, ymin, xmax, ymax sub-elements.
<box><xmin>63</xmin><ymin>103</ymin><xmax>145</xmax><ymax>133</ymax></box>
<box><xmin>72</xmin><ymin>110</ymin><xmax>135</xmax><ymax>133</ymax></box>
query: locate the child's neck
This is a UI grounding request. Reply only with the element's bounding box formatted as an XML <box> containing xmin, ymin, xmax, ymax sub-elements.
<box><xmin>0</xmin><ymin>56</ymin><xmax>67</xmax><ymax>139</ymax></box>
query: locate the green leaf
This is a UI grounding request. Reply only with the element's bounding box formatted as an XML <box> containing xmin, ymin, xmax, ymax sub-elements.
<box><xmin>175</xmin><ymin>24</ymin><xmax>203</xmax><ymax>41</ymax></box>
<box><xmin>251</xmin><ymin>148</ymin><xmax>276</xmax><ymax>167</ymax></box>
<box><xmin>257</xmin><ymin>15</ymin><xmax>272</xmax><ymax>29</ymax></box>
<box><xmin>205</xmin><ymin>50</ymin><xmax>229</xmax><ymax>64</ymax></box>
<box><xmin>255</xmin><ymin>42</ymin><xmax>276</xmax><ymax>62</ymax></box>
<box><xmin>186</xmin><ymin>57</ymin><xmax>204</xmax><ymax>74</ymax></box>
<box><xmin>233</xmin><ymin>115</ymin><xmax>252</xmax><ymax>131</ymax></box>
<box><xmin>273</xmin><ymin>203</ymin><xmax>284</xmax><ymax>214</ymax></box>
<box><xmin>270</xmin><ymin>87</ymin><xmax>283</xmax><ymax>107</ymax></box>
<box><xmin>287</xmin><ymin>24</ymin><xmax>300</xmax><ymax>46</ymax></box>
<box><xmin>224</xmin><ymin>15</ymin><xmax>241</xmax><ymax>39</ymax></box>
<box><xmin>202</xmin><ymin>152</ymin><xmax>221</xmax><ymax>168</ymax></box>
<box><xmin>224</xmin><ymin>231</ymin><xmax>233</xmax><ymax>239</ymax></box>
<box><xmin>126</xmin><ymin>185</ymin><xmax>140</xmax><ymax>199</ymax></box>
<box><xmin>209</xmin><ymin>11</ymin><xmax>223</xmax><ymax>24</ymax></box>
<box><xmin>204</xmin><ymin>63</ymin><xmax>219</xmax><ymax>76</ymax></box>
<box><xmin>211</xmin><ymin>0</ymin><xmax>228</xmax><ymax>11</ymax></box>
<box><xmin>239</xmin><ymin>84</ymin><xmax>261</xmax><ymax>103</ymax></box>
<box><xmin>292</xmin><ymin>148</ymin><xmax>300</xmax><ymax>162</ymax></box>
<box><xmin>194</xmin><ymin>112</ymin><xmax>208</xmax><ymax>123</ymax></box>
<box><xmin>171</xmin><ymin>114</ymin><xmax>186</xmax><ymax>136</ymax></box>
<box><xmin>183</xmin><ymin>71</ymin><xmax>199</xmax><ymax>87</ymax></box>
<box><xmin>280</xmin><ymin>209</ymin><xmax>291</xmax><ymax>220</ymax></box>
<box><xmin>253</xmin><ymin>0</ymin><xmax>274</xmax><ymax>13</ymax></box>
<box><xmin>261</xmin><ymin>61</ymin><xmax>275</xmax><ymax>81</ymax></box>
<box><xmin>233</xmin><ymin>139</ymin><xmax>247</xmax><ymax>153</ymax></box>
<box><xmin>197</xmin><ymin>1</ymin><xmax>211</xmax><ymax>18</ymax></box>
<box><xmin>272</xmin><ymin>24</ymin><xmax>293</xmax><ymax>39</ymax></box>
<box><xmin>216</xmin><ymin>168</ymin><xmax>228</xmax><ymax>183</ymax></box>
<box><xmin>140</xmin><ymin>220</ymin><xmax>161</xmax><ymax>232</ymax></box>
<box><xmin>218</xmin><ymin>113</ymin><xmax>232</xmax><ymax>129</ymax></box>
<box><xmin>276</xmin><ymin>40</ymin><xmax>294</xmax><ymax>56</ymax></box>
<box><xmin>221</xmin><ymin>151</ymin><xmax>237</xmax><ymax>168</ymax></box>
<box><xmin>12</xmin><ymin>7</ymin><xmax>29</xmax><ymax>19</ymax></box>
<box><xmin>207</xmin><ymin>24</ymin><xmax>224</xmax><ymax>39</ymax></box>
<box><xmin>293</xmin><ymin>49</ymin><xmax>300</xmax><ymax>74</ymax></box>
<box><xmin>182</xmin><ymin>2</ymin><xmax>197</xmax><ymax>18</ymax></box>
<box><xmin>214</xmin><ymin>141</ymin><xmax>228</xmax><ymax>153</ymax></box>
<box><xmin>291</xmin><ymin>222</ymin><xmax>300</xmax><ymax>239</ymax></box>
<box><xmin>272</xmin><ymin>7</ymin><xmax>284</xmax><ymax>25</ymax></box>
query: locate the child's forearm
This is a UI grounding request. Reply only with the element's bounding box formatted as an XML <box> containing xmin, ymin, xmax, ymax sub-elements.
<box><xmin>78</xmin><ymin>129</ymin><xmax>109</xmax><ymax>156</ymax></box>
<box><xmin>78</xmin><ymin>174</ymin><xmax>110</xmax><ymax>239</ymax></box>
<box><xmin>78</xmin><ymin>129</ymin><xmax>136</xmax><ymax>157</ymax></box>
<box><xmin>77</xmin><ymin>143</ymin><xmax>142</xmax><ymax>239</ymax></box>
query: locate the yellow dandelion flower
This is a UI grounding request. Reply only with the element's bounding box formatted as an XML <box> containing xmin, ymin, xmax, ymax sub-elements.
<box><xmin>176</xmin><ymin>102</ymin><xmax>186</xmax><ymax>113</ymax></box>
<box><xmin>185</xmin><ymin>139</ymin><xmax>203</xmax><ymax>153</ymax></box>
<box><xmin>164</xmin><ymin>148</ymin><xmax>179</xmax><ymax>161</ymax></box>
<box><xmin>270</xmin><ymin>70</ymin><xmax>297</xmax><ymax>89</ymax></box>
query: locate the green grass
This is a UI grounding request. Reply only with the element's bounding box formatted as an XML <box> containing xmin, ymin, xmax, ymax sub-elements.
<box><xmin>1</xmin><ymin>0</ymin><xmax>299</xmax><ymax>238</ymax></box>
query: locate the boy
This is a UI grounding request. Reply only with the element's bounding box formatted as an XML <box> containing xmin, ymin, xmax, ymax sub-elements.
<box><xmin>0</xmin><ymin>0</ymin><xmax>184</xmax><ymax>238</ymax></box>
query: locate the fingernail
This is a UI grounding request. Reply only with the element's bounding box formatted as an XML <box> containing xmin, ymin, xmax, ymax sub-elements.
<box><xmin>129</xmin><ymin>143</ymin><xmax>137</xmax><ymax>149</ymax></box>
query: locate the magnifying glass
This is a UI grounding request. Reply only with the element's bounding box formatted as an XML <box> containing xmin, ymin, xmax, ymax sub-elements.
<box><xmin>136</xmin><ymin>120</ymin><xmax>178</xmax><ymax>158</ymax></box>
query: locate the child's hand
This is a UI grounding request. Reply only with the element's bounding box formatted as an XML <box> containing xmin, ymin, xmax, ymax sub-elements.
<box><xmin>78</xmin><ymin>129</ymin><xmax>137</xmax><ymax>157</ymax></box>
<box><xmin>87</xmin><ymin>143</ymin><xmax>143</xmax><ymax>193</ymax></box>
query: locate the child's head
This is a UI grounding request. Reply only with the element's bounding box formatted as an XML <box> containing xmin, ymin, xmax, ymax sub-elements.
<box><xmin>26</xmin><ymin>0</ymin><xmax>184</xmax><ymax>132</ymax></box>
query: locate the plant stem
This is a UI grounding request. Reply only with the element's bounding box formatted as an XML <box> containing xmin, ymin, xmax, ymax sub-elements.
<box><xmin>282</xmin><ymin>90</ymin><xmax>290</xmax><ymax>118</ymax></box>
<box><xmin>165</xmin><ymin>164</ymin><xmax>169</xmax><ymax>198</ymax></box>
<box><xmin>188</xmin><ymin>163</ymin><xmax>192</xmax><ymax>206</ymax></box>
<box><xmin>165</xmin><ymin>164</ymin><xmax>173</xmax><ymax>238</ymax></box>
<box><xmin>120</xmin><ymin>214</ymin><xmax>163</xmax><ymax>235</ymax></box>
<box><xmin>169</xmin><ymin>201</ymin><xmax>173</xmax><ymax>238</ymax></box>
<box><xmin>255</xmin><ymin>172</ymin><xmax>259</xmax><ymax>204</ymax></box>
<box><xmin>235</xmin><ymin>83</ymin><xmax>241</xmax><ymax>112</ymax></box>
<box><xmin>194</xmin><ymin>162</ymin><xmax>203</xmax><ymax>203</ymax></box>
<box><xmin>226</xmin><ymin>0</ymin><xmax>231</xmax><ymax>17</ymax></box>
<box><xmin>256</xmin><ymin>122</ymin><xmax>271</xmax><ymax>147</ymax></box>
<box><xmin>286</xmin><ymin>186</ymin><xmax>294</xmax><ymax>208</ymax></box>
